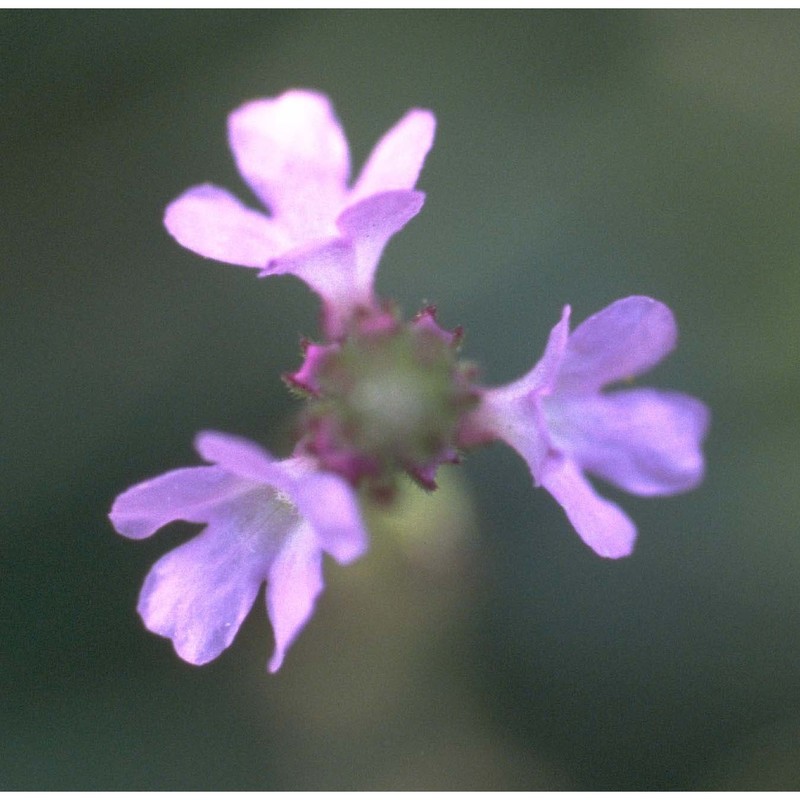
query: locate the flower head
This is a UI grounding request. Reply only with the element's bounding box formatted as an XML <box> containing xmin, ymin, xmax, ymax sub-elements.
<box><xmin>109</xmin><ymin>431</ymin><xmax>368</xmax><ymax>671</ymax></box>
<box><xmin>462</xmin><ymin>296</ymin><xmax>709</xmax><ymax>558</ymax></box>
<box><xmin>115</xmin><ymin>89</ymin><xmax>711</xmax><ymax>675</ymax></box>
<box><xmin>164</xmin><ymin>89</ymin><xmax>436</xmax><ymax>337</ymax></box>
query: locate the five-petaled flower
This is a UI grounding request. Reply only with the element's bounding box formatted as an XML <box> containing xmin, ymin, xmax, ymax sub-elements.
<box><xmin>462</xmin><ymin>296</ymin><xmax>709</xmax><ymax>558</ymax></box>
<box><xmin>109</xmin><ymin>431</ymin><xmax>367</xmax><ymax>671</ymax></box>
<box><xmin>111</xmin><ymin>89</ymin><xmax>709</xmax><ymax>672</ymax></box>
<box><xmin>164</xmin><ymin>89</ymin><xmax>435</xmax><ymax>337</ymax></box>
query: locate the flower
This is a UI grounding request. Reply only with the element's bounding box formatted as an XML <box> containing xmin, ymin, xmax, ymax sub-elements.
<box><xmin>164</xmin><ymin>89</ymin><xmax>436</xmax><ymax>337</ymax></box>
<box><xmin>462</xmin><ymin>296</ymin><xmax>709</xmax><ymax>559</ymax></box>
<box><xmin>109</xmin><ymin>431</ymin><xmax>368</xmax><ymax>671</ymax></box>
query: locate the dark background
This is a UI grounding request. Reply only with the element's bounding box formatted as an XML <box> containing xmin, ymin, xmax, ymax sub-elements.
<box><xmin>3</xmin><ymin>10</ymin><xmax>800</xmax><ymax>790</ymax></box>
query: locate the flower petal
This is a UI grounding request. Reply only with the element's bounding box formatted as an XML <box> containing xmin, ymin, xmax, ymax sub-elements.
<box><xmin>228</xmin><ymin>91</ymin><xmax>349</xmax><ymax>238</ymax></box>
<box><xmin>557</xmin><ymin>296</ymin><xmax>677</xmax><ymax>394</ymax></box>
<box><xmin>163</xmin><ymin>184</ymin><xmax>290</xmax><ymax>268</ymax></box>
<box><xmin>266</xmin><ymin>523</ymin><xmax>324</xmax><ymax>672</ymax></box>
<box><xmin>507</xmin><ymin>305</ymin><xmax>571</xmax><ymax>398</ymax></box>
<box><xmin>293</xmin><ymin>471</ymin><xmax>369</xmax><ymax>564</ymax></box>
<box><xmin>466</xmin><ymin>307</ymin><xmax>571</xmax><ymax>477</ymax></box>
<box><xmin>337</xmin><ymin>189</ymin><xmax>426</xmax><ymax>295</ymax></box>
<box><xmin>193</xmin><ymin>430</ymin><xmax>294</xmax><ymax>488</ymax></box>
<box><xmin>546</xmin><ymin>389</ymin><xmax>710</xmax><ymax>496</ymax></box>
<box><xmin>351</xmin><ymin>108</ymin><xmax>436</xmax><ymax>202</ymax></box>
<box><xmin>137</xmin><ymin>494</ymin><xmax>279</xmax><ymax>665</ymax></box>
<box><xmin>540</xmin><ymin>455</ymin><xmax>637</xmax><ymax>559</ymax></box>
<box><xmin>265</xmin><ymin>238</ymin><xmax>365</xmax><ymax>338</ymax></box>
<box><xmin>109</xmin><ymin>466</ymin><xmax>247</xmax><ymax>540</ymax></box>
<box><xmin>476</xmin><ymin>387</ymin><xmax>553</xmax><ymax>482</ymax></box>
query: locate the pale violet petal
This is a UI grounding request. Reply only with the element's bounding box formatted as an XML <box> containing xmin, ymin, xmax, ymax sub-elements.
<box><xmin>546</xmin><ymin>389</ymin><xmax>710</xmax><ymax>496</ymax></box>
<box><xmin>293</xmin><ymin>471</ymin><xmax>369</xmax><ymax>564</ymax></box>
<box><xmin>503</xmin><ymin>305</ymin><xmax>571</xmax><ymax>399</ymax></box>
<box><xmin>109</xmin><ymin>466</ymin><xmax>248</xmax><ymax>540</ymax></box>
<box><xmin>265</xmin><ymin>238</ymin><xmax>366</xmax><ymax>338</ymax></box>
<box><xmin>540</xmin><ymin>456</ymin><xmax>637</xmax><ymax>559</ymax></box>
<box><xmin>336</xmin><ymin>190</ymin><xmax>425</xmax><ymax>296</ymax></box>
<box><xmin>163</xmin><ymin>184</ymin><xmax>290</xmax><ymax>268</ymax></box>
<box><xmin>228</xmin><ymin>91</ymin><xmax>349</xmax><ymax>238</ymax></box>
<box><xmin>266</xmin><ymin>523</ymin><xmax>324</xmax><ymax>672</ymax></box>
<box><xmin>193</xmin><ymin>430</ymin><xmax>298</xmax><ymax>493</ymax></box>
<box><xmin>557</xmin><ymin>296</ymin><xmax>677</xmax><ymax>394</ymax></box>
<box><xmin>351</xmin><ymin>108</ymin><xmax>436</xmax><ymax>201</ymax></box>
<box><xmin>137</xmin><ymin>489</ymin><xmax>283</xmax><ymax>665</ymax></box>
<box><xmin>475</xmin><ymin>386</ymin><xmax>553</xmax><ymax>482</ymax></box>
<box><xmin>469</xmin><ymin>307</ymin><xmax>571</xmax><ymax>478</ymax></box>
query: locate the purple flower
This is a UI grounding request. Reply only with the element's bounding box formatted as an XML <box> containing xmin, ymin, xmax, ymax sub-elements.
<box><xmin>109</xmin><ymin>431</ymin><xmax>368</xmax><ymax>671</ymax></box>
<box><xmin>164</xmin><ymin>89</ymin><xmax>436</xmax><ymax>336</ymax></box>
<box><xmin>463</xmin><ymin>296</ymin><xmax>709</xmax><ymax>559</ymax></box>
<box><xmin>114</xmin><ymin>88</ymin><xmax>711</xmax><ymax>674</ymax></box>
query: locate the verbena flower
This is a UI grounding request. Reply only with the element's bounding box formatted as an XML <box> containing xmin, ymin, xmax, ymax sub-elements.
<box><xmin>164</xmin><ymin>89</ymin><xmax>435</xmax><ymax>336</ymax></box>
<box><xmin>113</xmin><ymin>90</ymin><xmax>710</xmax><ymax>672</ymax></box>
<box><xmin>460</xmin><ymin>296</ymin><xmax>709</xmax><ymax>558</ymax></box>
<box><xmin>109</xmin><ymin>431</ymin><xmax>367</xmax><ymax>671</ymax></box>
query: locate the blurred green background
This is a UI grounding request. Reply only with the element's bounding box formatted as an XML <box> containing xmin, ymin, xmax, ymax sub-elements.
<box><xmin>3</xmin><ymin>9</ymin><xmax>800</xmax><ymax>790</ymax></box>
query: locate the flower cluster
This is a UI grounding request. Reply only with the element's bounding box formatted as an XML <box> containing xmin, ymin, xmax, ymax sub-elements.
<box><xmin>110</xmin><ymin>89</ymin><xmax>709</xmax><ymax>671</ymax></box>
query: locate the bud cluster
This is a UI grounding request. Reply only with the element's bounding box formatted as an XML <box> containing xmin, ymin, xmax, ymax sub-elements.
<box><xmin>285</xmin><ymin>305</ymin><xmax>479</xmax><ymax>498</ymax></box>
